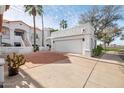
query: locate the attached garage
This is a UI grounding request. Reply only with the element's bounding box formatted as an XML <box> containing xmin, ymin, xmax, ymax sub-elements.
<box><xmin>50</xmin><ymin>23</ymin><xmax>95</xmax><ymax>57</ymax></box>
<box><xmin>54</xmin><ymin>38</ymin><xmax>83</xmax><ymax>54</ymax></box>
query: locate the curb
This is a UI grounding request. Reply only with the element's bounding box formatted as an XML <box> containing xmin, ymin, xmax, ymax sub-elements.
<box><xmin>66</xmin><ymin>53</ymin><xmax>124</xmax><ymax>66</ymax></box>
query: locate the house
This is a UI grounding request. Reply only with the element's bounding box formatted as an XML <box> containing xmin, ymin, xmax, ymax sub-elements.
<box><xmin>48</xmin><ymin>23</ymin><xmax>95</xmax><ymax>57</ymax></box>
<box><xmin>2</xmin><ymin>20</ymin><xmax>51</xmax><ymax>47</ymax></box>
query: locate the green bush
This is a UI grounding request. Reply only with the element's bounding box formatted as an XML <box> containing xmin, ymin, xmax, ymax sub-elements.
<box><xmin>33</xmin><ymin>45</ymin><xmax>39</xmax><ymax>52</ymax></box>
<box><xmin>92</xmin><ymin>45</ymin><xmax>103</xmax><ymax>56</ymax></box>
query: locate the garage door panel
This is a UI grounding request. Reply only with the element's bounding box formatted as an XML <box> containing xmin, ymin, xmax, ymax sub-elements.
<box><xmin>54</xmin><ymin>39</ymin><xmax>82</xmax><ymax>54</ymax></box>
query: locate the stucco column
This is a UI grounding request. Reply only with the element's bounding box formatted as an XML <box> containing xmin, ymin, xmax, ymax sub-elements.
<box><xmin>51</xmin><ymin>38</ymin><xmax>55</xmax><ymax>51</ymax></box>
<box><xmin>84</xmin><ymin>35</ymin><xmax>92</xmax><ymax>56</ymax></box>
<box><xmin>9</xmin><ymin>28</ymin><xmax>15</xmax><ymax>46</ymax></box>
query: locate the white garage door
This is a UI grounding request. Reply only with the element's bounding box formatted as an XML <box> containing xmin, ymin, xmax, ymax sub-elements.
<box><xmin>53</xmin><ymin>39</ymin><xmax>83</xmax><ymax>54</ymax></box>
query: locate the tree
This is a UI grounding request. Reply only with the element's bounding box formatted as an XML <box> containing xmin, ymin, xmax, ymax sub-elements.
<box><xmin>101</xmin><ymin>27</ymin><xmax>122</xmax><ymax>46</ymax></box>
<box><xmin>24</xmin><ymin>5</ymin><xmax>43</xmax><ymax>52</ymax></box>
<box><xmin>60</xmin><ymin>19</ymin><xmax>68</xmax><ymax>30</ymax></box>
<box><xmin>79</xmin><ymin>5</ymin><xmax>123</xmax><ymax>48</ymax></box>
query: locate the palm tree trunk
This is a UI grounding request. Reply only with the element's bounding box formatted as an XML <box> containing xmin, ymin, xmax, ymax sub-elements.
<box><xmin>41</xmin><ymin>14</ymin><xmax>44</xmax><ymax>47</ymax></box>
<box><xmin>33</xmin><ymin>15</ymin><xmax>36</xmax><ymax>52</ymax></box>
<box><xmin>0</xmin><ymin>14</ymin><xmax>3</xmax><ymax>46</ymax></box>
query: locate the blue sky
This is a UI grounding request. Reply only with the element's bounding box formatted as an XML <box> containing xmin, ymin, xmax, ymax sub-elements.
<box><xmin>3</xmin><ymin>5</ymin><xmax>124</xmax><ymax>45</ymax></box>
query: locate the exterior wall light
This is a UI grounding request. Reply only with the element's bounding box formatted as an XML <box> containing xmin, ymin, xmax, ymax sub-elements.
<box><xmin>81</xmin><ymin>29</ymin><xmax>85</xmax><ymax>34</ymax></box>
<box><xmin>83</xmin><ymin>29</ymin><xmax>85</xmax><ymax>32</ymax></box>
<box><xmin>82</xmin><ymin>38</ymin><xmax>85</xmax><ymax>41</ymax></box>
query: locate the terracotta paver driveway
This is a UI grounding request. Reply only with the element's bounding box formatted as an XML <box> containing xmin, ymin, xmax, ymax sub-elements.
<box><xmin>24</xmin><ymin>51</ymin><xmax>68</xmax><ymax>68</ymax></box>
<box><xmin>4</xmin><ymin>51</ymin><xmax>124</xmax><ymax>88</ymax></box>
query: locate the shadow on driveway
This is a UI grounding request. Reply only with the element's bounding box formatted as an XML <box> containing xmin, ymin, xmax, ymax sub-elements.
<box><xmin>4</xmin><ymin>68</ymin><xmax>44</xmax><ymax>88</ymax></box>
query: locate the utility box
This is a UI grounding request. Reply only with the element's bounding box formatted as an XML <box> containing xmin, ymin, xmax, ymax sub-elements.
<box><xmin>0</xmin><ymin>58</ymin><xmax>5</xmax><ymax>88</ymax></box>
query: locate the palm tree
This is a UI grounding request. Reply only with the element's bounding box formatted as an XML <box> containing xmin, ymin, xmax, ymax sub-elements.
<box><xmin>60</xmin><ymin>19</ymin><xmax>68</xmax><ymax>30</ymax></box>
<box><xmin>41</xmin><ymin>12</ymin><xmax>44</xmax><ymax>47</ymax></box>
<box><xmin>24</xmin><ymin>5</ymin><xmax>43</xmax><ymax>52</ymax></box>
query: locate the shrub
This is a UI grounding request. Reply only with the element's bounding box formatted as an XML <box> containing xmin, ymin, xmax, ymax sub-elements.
<box><xmin>92</xmin><ymin>45</ymin><xmax>103</xmax><ymax>56</ymax></box>
<box><xmin>6</xmin><ymin>53</ymin><xmax>26</xmax><ymax>76</ymax></box>
<box><xmin>33</xmin><ymin>45</ymin><xmax>39</xmax><ymax>52</ymax></box>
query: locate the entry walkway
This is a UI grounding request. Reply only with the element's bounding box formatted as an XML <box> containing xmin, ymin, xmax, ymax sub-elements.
<box><xmin>4</xmin><ymin>51</ymin><xmax>124</xmax><ymax>88</ymax></box>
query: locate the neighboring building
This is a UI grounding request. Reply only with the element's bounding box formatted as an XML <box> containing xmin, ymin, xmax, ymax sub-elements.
<box><xmin>2</xmin><ymin>20</ymin><xmax>51</xmax><ymax>47</ymax></box>
<box><xmin>49</xmin><ymin>23</ymin><xmax>95</xmax><ymax>57</ymax></box>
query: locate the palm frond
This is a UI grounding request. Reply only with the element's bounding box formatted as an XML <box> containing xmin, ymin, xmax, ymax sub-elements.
<box><xmin>24</xmin><ymin>5</ymin><xmax>43</xmax><ymax>16</ymax></box>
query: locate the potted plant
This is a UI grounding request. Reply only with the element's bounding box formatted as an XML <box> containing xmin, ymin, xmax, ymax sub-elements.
<box><xmin>6</xmin><ymin>53</ymin><xmax>26</xmax><ymax>76</ymax></box>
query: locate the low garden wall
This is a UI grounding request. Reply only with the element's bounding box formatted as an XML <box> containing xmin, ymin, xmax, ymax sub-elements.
<box><xmin>0</xmin><ymin>47</ymin><xmax>33</xmax><ymax>55</ymax></box>
<box><xmin>39</xmin><ymin>47</ymin><xmax>49</xmax><ymax>51</ymax></box>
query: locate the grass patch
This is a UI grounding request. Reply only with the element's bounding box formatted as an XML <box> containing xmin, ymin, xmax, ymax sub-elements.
<box><xmin>104</xmin><ymin>47</ymin><xmax>124</xmax><ymax>52</ymax></box>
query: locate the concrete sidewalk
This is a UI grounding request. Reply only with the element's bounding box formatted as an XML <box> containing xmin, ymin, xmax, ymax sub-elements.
<box><xmin>3</xmin><ymin>51</ymin><xmax>124</xmax><ymax>88</ymax></box>
<box><xmin>101</xmin><ymin>51</ymin><xmax>124</xmax><ymax>62</ymax></box>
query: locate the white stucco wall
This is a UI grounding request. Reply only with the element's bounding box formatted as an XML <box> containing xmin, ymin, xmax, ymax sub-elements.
<box><xmin>30</xmin><ymin>28</ymin><xmax>51</xmax><ymax>47</ymax></box>
<box><xmin>51</xmin><ymin>23</ymin><xmax>95</xmax><ymax>57</ymax></box>
<box><xmin>44</xmin><ymin>28</ymin><xmax>51</xmax><ymax>47</ymax></box>
<box><xmin>30</xmin><ymin>28</ymin><xmax>41</xmax><ymax>46</ymax></box>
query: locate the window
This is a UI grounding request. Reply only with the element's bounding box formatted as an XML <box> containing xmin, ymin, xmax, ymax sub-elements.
<box><xmin>14</xmin><ymin>42</ymin><xmax>21</xmax><ymax>47</ymax></box>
